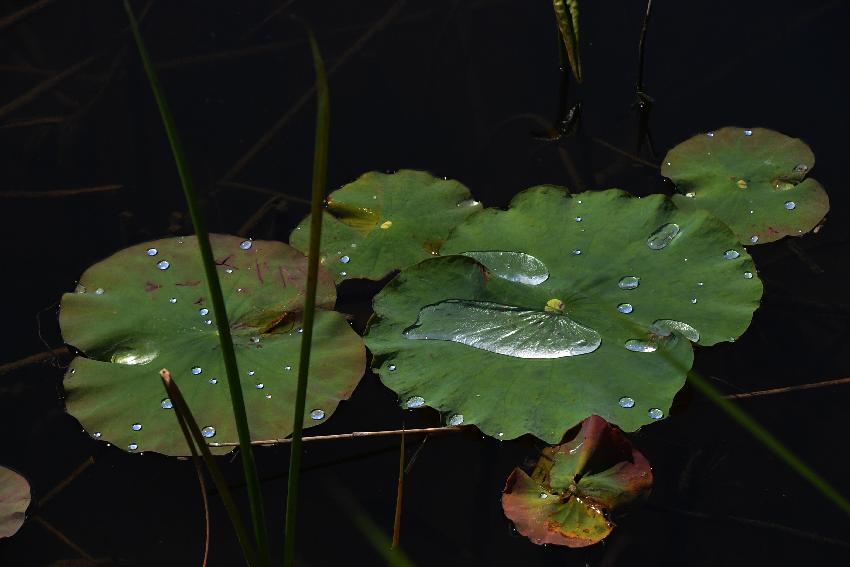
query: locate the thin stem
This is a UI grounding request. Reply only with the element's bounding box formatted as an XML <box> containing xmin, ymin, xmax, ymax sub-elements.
<box><xmin>208</xmin><ymin>426</ymin><xmax>464</xmax><ymax>447</ymax></box>
<box><xmin>723</xmin><ymin>376</ymin><xmax>850</xmax><ymax>400</ymax></box>
<box><xmin>636</xmin><ymin>0</ymin><xmax>653</xmax><ymax>94</ymax></box>
<box><xmin>0</xmin><ymin>56</ymin><xmax>96</xmax><ymax>120</ymax></box>
<box><xmin>31</xmin><ymin>515</ymin><xmax>94</xmax><ymax>560</ymax></box>
<box><xmin>161</xmin><ymin>370</ymin><xmax>260</xmax><ymax>567</ymax></box>
<box><xmin>123</xmin><ymin>3</ymin><xmax>269</xmax><ymax>563</ymax></box>
<box><xmin>0</xmin><ymin>0</ymin><xmax>56</xmax><ymax>30</ymax></box>
<box><xmin>283</xmin><ymin>24</ymin><xmax>329</xmax><ymax>567</ymax></box>
<box><xmin>38</xmin><ymin>456</ymin><xmax>95</xmax><ymax>508</ymax></box>
<box><xmin>0</xmin><ymin>184</ymin><xmax>122</xmax><ymax>198</ymax></box>
<box><xmin>391</xmin><ymin>428</ymin><xmax>405</xmax><ymax>549</ymax></box>
<box><xmin>688</xmin><ymin>370</ymin><xmax>850</xmax><ymax>516</ymax></box>
<box><xmin>0</xmin><ymin>346</ymin><xmax>70</xmax><ymax>376</ymax></box>
<box><xmin>191</xmin><ymin>451</ymin><xmax>211</xmax><ymax>567</ymax></box>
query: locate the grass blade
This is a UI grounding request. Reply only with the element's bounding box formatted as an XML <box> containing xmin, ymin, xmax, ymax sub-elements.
<box><xmin>123</xmin><ymin>2</ymin><xmax>270</xmax><ymax>563</ymax></box>
<box><xmin>160</xmin><ymin>370</ymin><xmax>260</xmax><ymax>567</ymax></box>
<box><xmin>282</xmin><ymin>22</ymin><xmax>330</xmax><ymax>567</ymax></box>
<box><xmin>688</xmin><ymin>370</ymin><xmax>850</xmax><ymax>516</ymax></box>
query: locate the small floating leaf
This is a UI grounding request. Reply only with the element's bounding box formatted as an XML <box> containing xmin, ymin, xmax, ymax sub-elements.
<box><xmin>289</xmin><ymin>170</ymin><xmax>482</xmax><ymax>281</ymax></box>
<box><xmin>502</xmin><ymin>415</ymin><xmax>652</xmax><ymax>547</ymax></box>
<box><xmin>0</xmin><ymin>466</ymin><xmax>29</xmax><ymax>539</ymax></box>
<box><xmin>663</xmin><ymin>127</ymin><xmax>829</xmax><ymax>244</ymax></box>
<box><xmin>60</xmin><ymin>235</ymin><xmax>366</xmax><ymax>456</ymax></box>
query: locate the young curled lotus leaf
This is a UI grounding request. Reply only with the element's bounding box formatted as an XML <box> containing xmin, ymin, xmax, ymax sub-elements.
<box><xmin>289</xmin><ymin>170</ymin><xmax>482</xmax><ymax>282</ymax></box>
<box><xmin>0</xmin><ymin>466</ymin><xmax>29</xmax><ymax>539</ymax></box>
<box><xmin>366</xmin><ymin>186</ymin><xmax>762</xmax><ymax>442</ymax></box>
<box><xmin>663</xmin><ymin>127</ymin><xmax>829</xmax><ymax>245</ymax></box>
<box><xmin>501</xmin><ymin>415</ymin><xmax>652</xmax><ymax>547</ymax></box>
<box><xmin>60</xmin><ymin>235</ymin><xmax>366</xmax><ymax>456</ymax></box>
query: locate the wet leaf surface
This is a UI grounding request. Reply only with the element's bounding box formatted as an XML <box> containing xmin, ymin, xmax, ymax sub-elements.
<box><xmin>60</xmin><ymin>235</ymin><xmax>366</xmax><ymax>456</ymax></box>
<box><xmin>289</xmin><ymin>170</ymin><xmax>482</xmax><ymax>282</ymax></box>
<box><xmin>663</xmin><ymin>127</ymin><xmax>830</xmax><ymax>245</ymax></box>
<box><xmin>366</xmin><ymin>186</ymin><xmax>762</xmax><ymax>441</ymax></box>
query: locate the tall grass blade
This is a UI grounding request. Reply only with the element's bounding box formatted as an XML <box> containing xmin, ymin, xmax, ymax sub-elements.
<box><xmin>160</xmin><ymin>370</ymin><xmax>260</xmax><ymax>567</ymax></box>
<box><xmin>123</xmin><ymin>2</ymin><xmax>270</xmax><ymax>563</ymax></box>
<box><xmin>282</xmin><ymin>22</ymin><xmax>330</xmax><ymax>567</ymax></box>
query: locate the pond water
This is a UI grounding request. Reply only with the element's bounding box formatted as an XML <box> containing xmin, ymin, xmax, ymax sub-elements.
<box><xmin>1</xmin><ymin>1</ymin><xmax>848</xmax><ymax>565</ymax></box>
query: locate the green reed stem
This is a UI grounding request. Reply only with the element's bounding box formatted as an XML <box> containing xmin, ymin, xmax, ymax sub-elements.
<box><xmin>124</xmin><ymin>3</ymin><xmax>270</xmax><ymax>564</ymax></box>
<box><xmin>160</xmin><ymin>370</ymin><xmax>260</xmax><ymax>567</ymax></box>
<box><xmin>283</xmin><ymin>25</ymin><xmax>330</xmax><ymax>567</ymax></box>
<box><xmin>688</xmin><ymin>370</ymin><xmax>850</xmax><ymax>516</ymax></box>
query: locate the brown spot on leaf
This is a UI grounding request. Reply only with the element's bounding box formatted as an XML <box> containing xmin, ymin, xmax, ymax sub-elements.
<box><xmin>144</xmin><ymin>282</ymin><xmax>161</xmax><ymax>292</ymax></box>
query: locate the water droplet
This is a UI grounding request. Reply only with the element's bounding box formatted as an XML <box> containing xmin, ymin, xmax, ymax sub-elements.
<box><xmin>576</xmin><ymin>200</ymin><xmax>582</xmax><ymax>204</ymax></box>
<box><xmin>70</xmin><ymin>368</ymin><xmax>76</xmax><ymax>375</ymax></box>
<box><xmin>310</xmin><ymin>409</ymin><xmax>325</xmax><ymax>420</ymax></box>
<box><xmin>539</xmin><ymin>492</ymin><xmax>549</xmax><ymax>499</ymax></box>
<box><xmin>749</xmin><ymin>210</ymin><xmax>755</xmax><ymax>214</ymax></box>
<box><xmin>265</xmin><ymin>394</ymin><xmax>272</xmax><ymax>399</ymax></box>
<box><xmin>199</xmin><ymin>308</ymin><xmax>209</xmax><ymax>316</ymax></box>
<box><xmin>225</xmin><ymin>268</ymin><xmax>234</xmax><ymax>274</ymax></box>
<box><xmin>648</xmin><ymin>408</ymin><xmax>664</xmax><ymax>420</ymax></box>
<box><xmin>685</xmin><ymin>191</ymin><xmax>696</xmax><ymax>198</ymax></box>
<box><xmin>784</xmin><ymin>201</ymin><xmax>796</xmax><ymax>210</ymax></box>
<box><xmin>255</xmin><ymin>383</ymin><xmax>264</xmax><ymax>389</ymax></box>
<box><xmin>297</xmin><ymin>328</ymin><xmax>304</xmax><ymax>333</ymax></box>
<box><xmin>95</xmin><ymin>288</ymin><xmax>105</xmax><ymax>295</ymax></box>
<box><xmin>706</xmin><ymin>131</ymin><xmax>715</xmax><ymax>137</ymax></box>
<box><xmin>128</xmin><ymin>443</ymin><xmax>139</xmax><ymax>452</ymax></box>
<box><xmin>750</xmin><ymin>235</ymin><xmax>759</xmax><ymax>243</ymax></box>
<box><xmin>572</xmin><ymin>249</ymin><xmax>582</xmax><ymax>255</ymax></box>
<box><xmin>131</xmin><ymin>423</ymin><xmax>142</xmax><ymax>431</ymax></box>
<box><xmin>388</xmin><ymin>364</ymin><xmax>397</xmax><ymax>371</ymax></box>
<box><xmin>651</xmin><ymin>319</ymin><xmax>700</xmax><ymax>342</ymax></box>
<box><xmin>380</xmin><ymin>220</ymin><xmax>393</xmax><ymax>229</ymax></box>
<box><xmin>250</xmin><ymin>336</ymin><xmax>260</xmax><ymax>344</ymax></box>
<box><xmin>625</xmin><ymin>339</ymin><xmax>657</xmax><ymax>353</ymax></box>
<box><xmin>205</xmin><ymin>320</ymin><xmax>212</xmax><ymax>325</ymax></box>
<box><xmin>75</xmin><ymin>284</ymin><xmax>86</xmax><ymax>294</ymax></box>
<box><xmin>161</xmin><ymin>398</ymin><xmax>173</xmax><ymax>409</ymax></box>
<box><xmin>498</xmin><ymin>432</ymin><xmax>504</xmax><ymax>438</ymax></box>
<box><xmin>724</xmin><ymin>250</ymin><xmax>740</xmax><ymax>260</ymax></box>
<box><xmin>92</xmin><ymin>431</ymin><xmax>101</xmax><ymax>438</ymax></box>
<box><xmin>209</xmin><ymin>378</ymin><xmax>218</xmax><ymax>384</ymax></box>
<box><xmin>156</xmin><ymin>260</ymin><xmax>170</xmax><ymax>270</ymax></box>
<box><xmin>339</xmin><ymin>255</ymin><xmax>350</xmax><ymax>264</ymax></box>
<box><xmin>617</xmin><ymin>303</ymin><xmax>634</xmax><ymax>314</ymax></box>
<box><xmin>618</xmin><ymin>276</ymin><xmax>640</xmax><ymax>290</ymax></box>
<box><xmin>248</xmin><ymin>370</ymin><xmax>255</xmax><ymax>376</ymax></box>
<box><xmin>697</xmin><ymin>282</ymin><xmax>704</xmax><ymax>286</ymax></box>
<box><xmin>201</xmin><ymin>426</ymin><xmax>216</xmax><ymax>438</ymax></box>
<box><xmin>146</xmin><ymin>248</ymin><xmax>158</xmax><ymax>256</ymax></box>
<box><xmin>743</xmin><ymin>129</ymin><xmax>753</xmax><ymax>136</ymax></box>
<box><xmin>169</xmin><ymin>297</ymin><xmax>177</xmax><ymax>304</ymax></box>
<box><xmin>240</xmin><ymin>240</ymin><xmax>253</xmax><ymax>250</ymax></box>
<box><xmin>176</xmin><ymin>236</ymin><xmax>185</xmax><ymax>244</ymax></box>
<box><xmin>339</xmin><ymin>271</ymin><xmax>347</xmax><ymax>277</ymax></box>
<box><xmin>284</xmin><ymin>365</ymin><xmax>292</xmax><ymax>371</ymax></box>
<box><xmin>618</xmin><ymin>396</ymin><xmax>635</xmax><ymax>408</ymax></box>
<box><xmin>447</xmin><ymin>414</ymin><xmax>464</xmax><ymax>426</ymax></box>
<box><xmin>405</xmin><ymin>396</ymin><xmax>425</xmax><ymax>409</ymax></box>
<box><xmin>646</xmin><ymin>223</ymin><xmax>681</xmax><ymax>250</ymax></box>
<box><xmin>575</xmin><ymin>216</ymin><xmax>582</xmax><ymax>222</ymax></box>
<box><xmin>744</xmin><ymin>271</ymin><xmax>753</xmax><ymax>279</ymax></box>
<box><xmin>794</xmin><ymin>163</ymin><xmax>808</xmax><ymax>173</ymax></box>
<box><xmin>690</xmin><ymin>298</ymin><xmax>698</xmax><ymax>304</ymax></box>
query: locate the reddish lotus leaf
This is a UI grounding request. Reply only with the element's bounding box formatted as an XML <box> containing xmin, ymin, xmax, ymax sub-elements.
<box><xmin>0</xmin><ymin>466</ymin><xmax>30</xmax><ymax>539</ymax></box>
<box><xmin>502</xmin><ymin>415</ymin><xmax>651</xmax><ymax>547</ymax></box>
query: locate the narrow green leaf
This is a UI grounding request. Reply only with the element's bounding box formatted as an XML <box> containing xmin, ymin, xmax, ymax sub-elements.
<box><xmin>553</xmin><ymin>0</ymin><xmax>582</xmax><ymax>82</ymax></box>
<box><xmin>122</xmin><ymin>2</ymin><xmax>269</xmax><ymax>563</ymax></box>
<box><xmin>283</xmin><ymin>22</ymin><xmax>330</xmax><ymax>567</ymax></box>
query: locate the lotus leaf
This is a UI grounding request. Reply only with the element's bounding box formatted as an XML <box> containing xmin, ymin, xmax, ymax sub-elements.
<box><xmin>663</xmin><ymin>127</ymin><xmax>829</xmax><ymax>245</ymax></box>
<box><xmin>366</xmin><ymin>186</ymin><xmax>762</xmax><ymax>442</ymax></box>
<box><xmin>502</xmin><ymin>415</ymin><xmax>651</xmax><ymax>547</ymax></box>
<box><xmin>289</xmin><ymin>170</ymin><xmax>482</xmax><ymax>282</ymax></box>
<box><xmin>60</xmin><ymin>235</ymin><xmax>365</xmax><ymax>456</ymax></box>
<box><xmin>0</xmin><ymin>465</ymin><xmax>29</xmax><ymax>539</ymax></box>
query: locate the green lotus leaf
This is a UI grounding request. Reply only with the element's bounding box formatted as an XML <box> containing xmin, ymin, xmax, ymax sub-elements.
<box><xmin>366</xmin><ymin>186</ymin><xmax>762</xmax><ymax>442</ymax></box>
<box><xmin>501</xmin><ymin>415</ymin><xmax>652</xmax><ymax>547</ymax></box>
<box><xmin>663</xmin><ymin>127</ymin><xmax>830</xmax><ymax>245</ymax></box>
<box><xmin>0</xmin><ymin>466</ymin><xmax>29</xmax><ymax>539</ymax></box>
<box><xmin>60</xmin><ymin>235</ymin><xmax>366</xmax><ymax>456</ymax></box>
<box><xmin>289</xmin><ymin>170</ymin><xmax>482</xmax><ymax>282</ymax></box>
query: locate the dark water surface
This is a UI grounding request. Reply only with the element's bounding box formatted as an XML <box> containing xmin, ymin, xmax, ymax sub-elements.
<box><xmin>2</xmin><ymin>1</ymin><xmax>849</xmax><ymax>565</ymax></box>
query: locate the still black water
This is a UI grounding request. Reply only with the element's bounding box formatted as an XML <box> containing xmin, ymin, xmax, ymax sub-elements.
<box><xmin>1</xmin><ymin>1</ymin><xmax>849</xmax><ymax>565</ymax></box>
